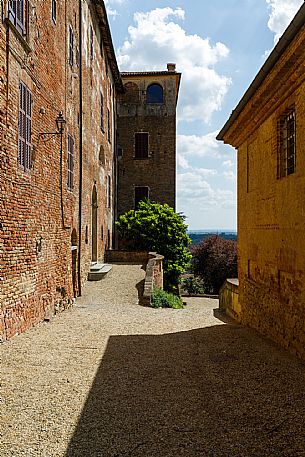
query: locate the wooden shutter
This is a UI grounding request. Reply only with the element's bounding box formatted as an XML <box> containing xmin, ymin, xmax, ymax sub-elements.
<box><xmin>100</xmin><ymin>92</ymin><xmax>104</xmax><ymax>131</ymax></box>
<box><xmin>135</xmin><ymin>133</ymin><xmax>148</xmax><ymax>158</ymax></box>
<box><xmin>8</xmin><ymin>1</ymin><xmax>16</xmax><ymax>23</ymax></box>
<box><xmin>16</xmin><ymin>0</ymin><xmax>25</xmax><ymax>35</ymax></box>
<box><xmin>134</xmin><ymin>187</ymin><xmax>149</xmax><ymax>208</ymax></box>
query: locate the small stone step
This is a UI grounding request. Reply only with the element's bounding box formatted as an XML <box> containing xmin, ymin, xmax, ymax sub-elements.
<box><xmin>88</xmin><ymin>263</ymin><xmax>112</xmax><ymax>281</ymax></box>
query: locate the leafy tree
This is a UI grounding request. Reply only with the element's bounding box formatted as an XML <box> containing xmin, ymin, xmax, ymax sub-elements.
<box><xmin>191</xmin><ymin>235</ymin><xmax>237</xmax><ymax>294</ymax></box>
<box><xmin>116</xmin><ymin>200</ymin><xmax>192</xmax><ymax>290</ymax></box>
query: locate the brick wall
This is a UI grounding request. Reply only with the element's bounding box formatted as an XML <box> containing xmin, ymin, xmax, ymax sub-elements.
<box><xmin>0</xmin><ymin>0</ymin><xmax>118</xmax><ymax>340</ymax></box>
<box><xmin>116</xmin><ymin>71</ymin><xmax>180</xmax><ymax>216</ymax></box>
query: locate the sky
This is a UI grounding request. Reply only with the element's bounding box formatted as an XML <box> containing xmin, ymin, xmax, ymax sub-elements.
<box><xmin>105</xmin><ymin>0</ymin><xmax>304</xmax><ymax>230</ymax></box>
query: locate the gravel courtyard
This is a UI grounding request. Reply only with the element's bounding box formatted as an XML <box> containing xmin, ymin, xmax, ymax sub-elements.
<box><xmin>1</xmin><ymin>263</ymin><xmax>305</xmax><ymax>457</ymax></box>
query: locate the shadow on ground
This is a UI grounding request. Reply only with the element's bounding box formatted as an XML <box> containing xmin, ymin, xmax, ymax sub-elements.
<box><xmin>66</xmin><ymin>323</ymin><xmax>305</xmax><ymax>457</ymax></box>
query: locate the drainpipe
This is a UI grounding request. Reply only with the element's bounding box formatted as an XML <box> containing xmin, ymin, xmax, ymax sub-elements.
<box><xmin>77</xmin><ymin>0</ymin><xmax>83</xmax><ymax>296</ymax></box>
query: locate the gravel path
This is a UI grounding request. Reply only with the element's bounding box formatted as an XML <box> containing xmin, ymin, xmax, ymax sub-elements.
<box><xmin>1</xmin><ymin>263</ymin><xmax>305</xmax><ymax>457</ymax></box>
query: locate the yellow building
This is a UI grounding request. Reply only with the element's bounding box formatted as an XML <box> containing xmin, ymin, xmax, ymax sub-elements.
<box><xmin>218</xmin><ymin>5</ymin><xmax>305</xmax><ymax>359</ymax></box>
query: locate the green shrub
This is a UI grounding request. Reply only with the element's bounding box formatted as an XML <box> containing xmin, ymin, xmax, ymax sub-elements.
<box><xmin>150</xmin><ymin>288</ymin><xmax>184</xmax><ymax>309</ymax></box>
<box><xmin>181</xmin><ymin>276</ymin><xmax>205</xmax><ymax>295</ymax></box>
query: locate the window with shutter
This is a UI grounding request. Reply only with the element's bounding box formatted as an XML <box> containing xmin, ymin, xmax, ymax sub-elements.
<box><xmin>67</xmin><ymin>134</ymin><xmax>74</xmax><ymax>190</ymax></box>
<box><xmin>18</xmin><ymin>81</ymin><xmax>32</xmax><ymax>171</ymax></box>
<box><xmin>8</xmin><ymin>0</ymin><xmax>26</xmax><ymax>36</ymax></box>
<box><xmin>69</xmin><ymin>26</ymin><xmax>74</xmax><ymax>66</ymax></box>
<box><xmin>277</xmin><ymin>108</ymin><xmax>296</xmax><ymax>178</ymax></box>
<box><xmin>135</xmin><ymin>132</ymin><xmax>149</xmax><ymax>159</ymax></box>
<box><xmin>107</xmin><ymin>176</ymin><xmax>111</xmax><ymax>208</ymax></box>
<box><xmin>134</xmin><ymin>187</ymin><xmax>149</xmax><ymax>209</ymax></box>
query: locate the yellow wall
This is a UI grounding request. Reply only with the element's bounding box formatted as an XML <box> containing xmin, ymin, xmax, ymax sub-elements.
<box><xmin>237</xmin><ymin>83</ymin><xmax>305</xmax><ymax>358</ymax></box>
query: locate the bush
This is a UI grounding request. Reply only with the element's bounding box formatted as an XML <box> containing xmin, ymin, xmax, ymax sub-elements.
<box><xmin>191</xmin><ymin>235</ymin><xmax>237</xmax><ymax>294</ymax></box>
<box><xmin>151</xmin><ymin>288</ymin><xmax>184</xmax><ymax>309</ymax></box>
<box><xmin>181</xmin><ymin>276</ymin><xmax>205</xmax><ymax>295</ymax></box>
<box><xmin>116</xmin><ymin>200</ymin><xmax>192</xmax><ymax>290</ymax></box>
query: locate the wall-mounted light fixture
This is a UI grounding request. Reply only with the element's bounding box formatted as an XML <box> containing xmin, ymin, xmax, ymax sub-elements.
<box><xmin>39</xmin><ymin>111</ymin><xmax>66</xmax><ymax>138</ymax></box>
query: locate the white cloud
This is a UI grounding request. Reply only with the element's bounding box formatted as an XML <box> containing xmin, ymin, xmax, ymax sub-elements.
<box><xmin>177</xmin><ymin>132</ymin><xmax>223</xmax><ymax>159</ymax></box>
<box><xmin>266</xmin><ymin>0</ymin><xmax>303</xmax><ymax>43</ymax></box>
<box><xmin>177</xmin><ymin>171</ymin><xmax>236</xmax><ymax>210</ymax></box>
<box><xmin>104</xmin><ymin>0</ymin><xmax>125</xmax><ymax>18</ymax></box>
<box><xmin>223</xmin><ymin>170</ymin><xmax>236</xmax><ymax>182</ymax></box>
<box><xmin>222</xmin><ymin>159</ymin><xmax>234</xmax><ymax>168</ymax></box>
<box><xmin>117</xmin><ymin>7</ymin><xmax>231</xmax><ymax>123</ymax></box>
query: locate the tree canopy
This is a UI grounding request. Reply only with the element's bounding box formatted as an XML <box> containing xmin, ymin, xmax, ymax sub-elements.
<box><xmin>116</xmin><ymin>200</ymin><xmax>192</xmax><ymax>289</ymax></box>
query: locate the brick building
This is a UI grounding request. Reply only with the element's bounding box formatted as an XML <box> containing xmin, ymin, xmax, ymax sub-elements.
<box><xmin>0</xmin><ymin>1</ymin><xmax>179</xmax><ymax>340</ymax></box>
<box><xmin>218</xmin><ymin>4</ymin><xmax>305</xmax><ymax>359</ymax></box>
<box><xmin>116</xmin><ymin>65</ymin><xmax>181</xmax><ymax>215</ymax></box>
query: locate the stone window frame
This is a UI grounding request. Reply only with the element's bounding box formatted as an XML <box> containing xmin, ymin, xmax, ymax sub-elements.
<box><xmin>277</xmin><ymin>107</ymin><xmax>296</xmax><ymax>178</ymax></box>
<box><xmin>134</xmin><ymin>186</ymin><xmax>150</xmax><ymax>209</ymax></box>
<box><xmin>107</xmin><ymin>108</ymin><xmax>111</xmax><ymax>143</ymax></box>
<box><xmin>134</xmin><ymin>132</ymin><xmax>149</xmax><ymax>159</ymax></box>
<box><xmin>18</xmin><ymin>81</ymin><xmax>32</xmax><ymax>172</ymax></box>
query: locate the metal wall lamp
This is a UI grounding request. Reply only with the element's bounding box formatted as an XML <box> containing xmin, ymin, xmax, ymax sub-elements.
<box><xmin>39</xmin><ymin>111</ymin><xmax>66</xmax><ymax>137</ymax></box>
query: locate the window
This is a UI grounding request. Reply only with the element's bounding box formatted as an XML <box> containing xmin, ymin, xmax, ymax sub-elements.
<box><xmin>8</xmin><ymin>0</ymin><xmax>26</xmax><ymax>36</ymax></box>
<box><xmin>107</xmin><ymin>108</ymin><xmax>111</xmax><ymax>143</ymax></box>
<box><xmin>107</xmin><ymin>176</ymin><xmax>111</xmax><ymax>208</ymax></box>
<box><xmin>52</xmin><ymin>0</ymin><xmax>57</xmax><ymax>24</ymax></box>
<box><xmin>135</xmin><ymin>132</ymin><xmax>148</xmax><ymax>159</ymax></box>
<box><xmin>18</xmin><ymin>82</ymin><xmax>32</xmax><ymax>171</ymax></box>
<box><xmin>67</xmin><ymin>134</ymin><xmax>74</xmax><ymax>190</ymax></box>
<box><xmin>100</xmin><ymin>92</ymin><xmax>104</xmax><ymax>132</ymax></box>
<box><xmin>147</xmin><ymin>84</ymin><xmax>164</xmax><ymax>104</ymax></box>
<box><xmin>69</xmin><ymin>26</ymin><xmax>74</xmax><ymax>66</ymax></box>
<box><xmin>134</xmin><ymin>186</ymin><xmax>149</xmax><ymax>209</ymax></box>
<box><xmin>90</xmin><ymin>25</ymin><xmax>94</xmax><ymax>60</ymax></box>
<box><xmin>278</xmin><ymin>109</ymin><xmax>296</xmax><ymax>178</ymax></box>
<box><xmin>76</xmin><ymin>47</ymin><xmax>80</xmax><ymax>67</ymax></box>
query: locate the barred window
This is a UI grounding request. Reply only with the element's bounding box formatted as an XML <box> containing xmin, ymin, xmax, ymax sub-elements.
<box><xmin>67</xmin><ymin>134</ymin><xmax>74</xmax><ymax>190</ymax></box>
<box><xmin>52</xmin><ymin>0</ymin><xmax>57</xmax><ymax>24</ymax></box>
<box><xmin>8</xmin><ymin>0</ymin><xmax>26</xmax><ymax>36</ymax></box>
<box><xmin>135</xmin><ymin>132</ymin><xmax>148</xmax><ymax>159</ymax></box>
<box><xmin>69</xmin><ymin>26</ymin><xmax>74</xmax><ymax>66</ymax></box>
<box><xmin>278</xmin><ymin>109</ymin><xmax>296</xmax><ymax>178</ymax></box>
<box><xmin>18</xmin><ymin>82</ymin><xmax>32</xmax><ymax>171</ymax></box>
<box><xmin>100</xmin><ymin>92</ymin><xmax>104</xmax><ymax>132</ymax></box>
<box><xmin>134</xmin><ymin>186</ymin><xmax>149</xmax><ymax>209</ymax></box>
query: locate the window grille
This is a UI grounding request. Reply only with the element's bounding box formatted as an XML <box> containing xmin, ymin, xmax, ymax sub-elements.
<box><xmin>18</xmin><ymin>82</ymin><xmax>32</xmax><ymax>171</ymax></box>
<box><xmin>8</xmin><ymin>0</ymin><xmax>26</xmax><ymax>36</ymax></box>
<box><xmin>134</xmin><ymin>186</ymin><xmax>149</xmax><ymax>209</ymax></box>
<box><xmin>135</xmin><ymin>132</ymin><xmax>148</xmax><ymax>158</ymax></box>
<box><xmin>69</xmin><ymin>26</ymin><xmax>74</xmax><ymax>66</ymax></box>
<box><xmin>67</xmin><ymin>134</ymin><xmax>74</xmax><ymax>190</ymax></box>
<box><xmin>278</xmin><ymin>109</ymin><xmax>296</xmax><ymax>178</ymax></box>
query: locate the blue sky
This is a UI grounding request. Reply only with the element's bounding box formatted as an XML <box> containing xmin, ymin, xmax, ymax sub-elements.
<box><xmin>105</xmin><ymin>0</ymin><xmax>303</xmax><ymax>230</ymax></box>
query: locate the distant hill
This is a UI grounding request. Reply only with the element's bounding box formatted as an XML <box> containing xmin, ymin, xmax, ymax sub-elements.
<box><xmin>188</xmin><ymin>231</ymin><xmax>237</xmax><ymax>246</ymax></box>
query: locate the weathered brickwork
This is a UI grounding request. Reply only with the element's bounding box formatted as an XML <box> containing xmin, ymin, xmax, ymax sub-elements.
<box><xmin>116</xmin><ymin>68</ymin><xmax>181</xmax><ymax>216</ymax></box>
<box><xmin>218</xmin><ymin>8</ymin><xmax>305</xmax><ymax>360</ymax></box>
<box><xmin>0</xmin><ymin>0</ymin><xmax>121</xmax><ymax>340</ymax></box>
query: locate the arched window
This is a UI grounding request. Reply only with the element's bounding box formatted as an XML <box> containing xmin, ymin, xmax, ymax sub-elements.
<box><xmin>147</xmin><ymin>84</ymin><xmax>164</xmax><ymax>104</ymax></box>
